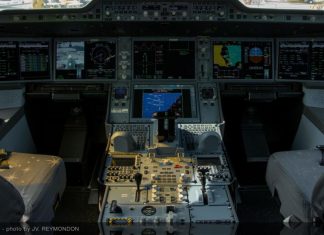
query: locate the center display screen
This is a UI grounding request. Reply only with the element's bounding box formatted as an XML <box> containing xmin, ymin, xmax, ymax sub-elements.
<box><xmin>132</xmin><ymin>85</ymin><xmax>196</xmax><ymax>119</ymax></box>
<box><xmin>133</xmin><ymin>40</ymin><xmax>195</xmax><ymax>79</ymax></box>
<box><xmin>55</xmin><ymin>40</ymin><xmax>116</xmax><ymax>80</ymax></box>
<box><xmin>213</xmin><ymin>40</ymin><xmax>273</xmax><ymax>80</ymax></box>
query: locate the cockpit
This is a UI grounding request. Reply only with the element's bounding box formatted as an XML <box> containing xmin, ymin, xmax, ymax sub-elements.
<box><xmin>0</xmin><ymin>1</ymin><xmax>323</xmax><ymax>234</ymax></box>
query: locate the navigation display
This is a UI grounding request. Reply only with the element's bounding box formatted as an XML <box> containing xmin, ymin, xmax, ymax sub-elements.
<box><xmin>132</xmin><ymin>85</ymin><xmax>197</xmax><ymax>119</ymax></box>
<box><xmin>0</xmin><ymin>40</ymin><xmax>50</xmax><ymax>81</ymax></box>
<box><xmin>56</xmin><ymin>40</ymin><xmax>116</xmax><ymax>80</ymax></box>
<box><xmin>0</xmin><ymin>41</ymin><xmax>18</xmax><ymax>80</ymax></box>
<box><xmin>213</xmin><ymin>40</ymin><xmax>272</xmax><ymax>80</ymax></box>
<box><xmin>134</xmin><ymin>41</ymin><xmax>195</xmax><ymax>79</ymax></box>
<box><xmin>85</xmin><ymin>41</ymin><xmax>116</xmax><ymax>79</ymax></box>
<box><xmin>213</xmin><ymin>42</ymin><xmax>242</xmax><ymax>79</ymax></box>
<box><xmin>19</xmin><ymin>41</ymin><xmax>50</xmax><ymax>80</ymax></box>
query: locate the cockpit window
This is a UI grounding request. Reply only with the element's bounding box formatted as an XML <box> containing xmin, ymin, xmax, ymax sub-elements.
<box><xmin>0</xmin><ymin>0</ymin><xmax>91</xmax><ymax>11</ymax></box>
<box><xmin>239</xmin><ymin>0</ymin><xmax>324</xmax><ymax>11</ymax></box>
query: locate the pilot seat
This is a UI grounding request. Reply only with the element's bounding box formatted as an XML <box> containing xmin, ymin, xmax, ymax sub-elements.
<box><xmin>266</xmin><ymin>148</ymin><xmax>324</xmax><ymax>222</ymax></box>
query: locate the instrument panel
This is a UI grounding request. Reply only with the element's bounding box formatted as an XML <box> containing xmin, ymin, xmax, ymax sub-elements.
<box><xmin>1</xmin><ymin>37</ymin><xmax>324</xmax><ymax>83</ymax></box>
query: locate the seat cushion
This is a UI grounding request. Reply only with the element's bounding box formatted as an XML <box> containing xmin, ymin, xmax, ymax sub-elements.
<box><xmin>266</xmin><ymin>150</ymin><xmax>324</xmax><ymax>222</ymax></box>
<box><xmin>0</xmin><ymin>152</ymin><xmax>66</xmax><ymax>222</ymax></box>
<box><xmin>0</xmin><ymin>175</ymin><xmax>25</xmax><ymax>222</ymax></box>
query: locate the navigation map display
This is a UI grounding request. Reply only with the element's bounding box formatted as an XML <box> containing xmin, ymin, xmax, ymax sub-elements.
<box><xmin>56</xmin><ymin>40</ymin><xmax>116</xmax><ymax>80</ymax></box>
<box><xmin>85</xmin><ymin>41</ymin><xmax>116</xmax><ymax>79</ymax></box>
<box><xmin>134</xmin><ymin>41</ymin><xmax>195</xmax><ymax>79</ymax></box>
<box><xmin>213</xmin><ymin>40</ymin><xmax>272</xmax><ymax>80</ymax></box>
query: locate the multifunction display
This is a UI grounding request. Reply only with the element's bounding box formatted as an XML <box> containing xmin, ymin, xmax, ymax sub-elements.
<box><xmin>213</xmin><ymin>40</ymin><xmax>272</xmax><ymax>80</ymax></box>
<box><xmin>0</xmin><ymin>41</ymin><xmax>50</xmax><ymax>81</ymax></box>
<box><xmin>134</xmin><ymin>41</ymin><xmax>195</xmax><ymax>79</ymax></box>
<box><xmin>278</xmin><ymin>40</ymin><xmax>324</xmax><ymax>81</ymax></box>
<box><xmin>132</xmin><ymin>85</ymin><xmax>197</xmax><ymax>119</ymax></box>
<box><xmin>56</xmin><ymin>40</ymin><xmax>116</xmax><ymax>80</ymax></box>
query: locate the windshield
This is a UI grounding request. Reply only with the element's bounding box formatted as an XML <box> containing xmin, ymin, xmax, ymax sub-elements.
<box><xmin>0</xmin><ymin>0</ymin><xmax>92</xmax><ymax>10</ymax></box>
<box><xmin>239</xmin><ymin>0</ymin><xmax>324</xmax><ymax>11</ymax></box>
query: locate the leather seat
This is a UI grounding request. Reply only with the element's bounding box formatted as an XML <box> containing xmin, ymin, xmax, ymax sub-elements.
<box><xmin>266</xmin><ymin>149</ymin><xmax>324</xmax><ymax>222</ymax></box>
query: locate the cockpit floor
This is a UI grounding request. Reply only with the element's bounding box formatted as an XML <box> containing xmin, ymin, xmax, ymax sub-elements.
<box><xmin>237</xmin><ymin>186</ymin><xmax>283</xmax><ymax>223</ymax></box>
<box><xmin>53</xmin><ymin>186</ymin><xmax>99</xmax><ymax>226</ymax></box>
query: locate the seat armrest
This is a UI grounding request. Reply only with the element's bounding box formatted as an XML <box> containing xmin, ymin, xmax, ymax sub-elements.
<box><xmin>311</xmin><ymin>174</ymin><xmax>324</xmax><ymax>222</ymax></box>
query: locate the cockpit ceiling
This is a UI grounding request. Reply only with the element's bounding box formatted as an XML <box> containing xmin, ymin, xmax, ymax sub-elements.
<box><xmin>1</xmin><ymin>0</ymin><xmax>324</xmax><ymax>12</ymax></box>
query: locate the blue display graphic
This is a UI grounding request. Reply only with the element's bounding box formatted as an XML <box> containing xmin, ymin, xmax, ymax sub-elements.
<box><xmin>142</xmin><ymin>92</ymin><xmax>181</xmax><ymax>118</ymax></box>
